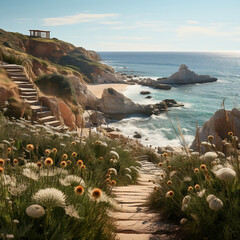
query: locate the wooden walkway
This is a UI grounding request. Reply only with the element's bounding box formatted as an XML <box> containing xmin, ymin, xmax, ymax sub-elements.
<box><xmin>112</xmin><ymin>156</ymin><xmax>179</xmax><ymax>240</ymax></box>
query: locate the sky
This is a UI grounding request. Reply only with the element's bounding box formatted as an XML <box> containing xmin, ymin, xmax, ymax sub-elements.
<box><xmin>1</xmin><ymin>0</ymin><xmax>240</xmax><ymax>51</ymax></box>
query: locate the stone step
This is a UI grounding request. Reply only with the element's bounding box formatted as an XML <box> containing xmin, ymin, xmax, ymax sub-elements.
<box><xmin>28</xmin><ymin>101</ymin><xmax>41</xmax><ymax>106</ymax></box>
<box><xmin>11</xmin><ymin>76</ymin><xmax>29</xmax><ymax>81</ymax></box>
<box><xmin>44</xmin><ymin>120</ymin><xmax>61</xmax><ymax>127</ymax></box>
<box><xmin>111</xmin><ymin>212</ymin><xmax>158</xmax><ymax>221</ymax></box>
<box><xmin>21</xmin><ymin>96</ymin><xmax>38</xmax><ymax>101</ymax></box>
<box><xmin>37</xmin><ymin>111</ymin><xmax>52</xmax><ymax>118</ymax></box>
<box><xmin>19</xmin><ymin>88</ymin><xmax>37</xmax><ymax>93</ymax></box>
<box><xmin>3</xmin><ymin>64</ymin><xmax>23</xmax><ymax>69</ymax></box>
<box><xmin>5</xmin><ymin>68</ymin><xmax>23</xmax><ymax>72</ymax></box>
<box><xmin>38</xmin><ymin>115</ymin><xmax>56</xmax><ymax>123</ymax></box>
<box><xmin>14</xmin><ymin>81</ymin><xmax>31</xmax><ymax>85</ymax></box>
<box><xmin>116</xmin><ymin>233</ymin><xmax>151</xmax><ymax>240</ymax></box>
<box><xmin>18</xmin><ymin>83</ymin><xmax>34</xmax><ymax>88</ymax></box>
<box><xmin>8</xmin><ymin>71</ymin><xmax>26</xmax><ymax>76</ymax></box>
<box><xmin>31</xmin><ymin>105</ymin><xmax>49</xmax><ymax>112</ymax></box>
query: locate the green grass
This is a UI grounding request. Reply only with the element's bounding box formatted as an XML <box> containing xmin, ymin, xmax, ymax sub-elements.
<box><xmin>0</xmin><ymin>114</ymin><xmax>140</xmax><ymax>239</ymax></box>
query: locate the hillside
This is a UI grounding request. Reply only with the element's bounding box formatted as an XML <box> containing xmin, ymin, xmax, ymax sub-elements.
<box><xmin>0</xmin><ymin>28</ymin><xmax>122</xmax><ymax>83</ymax></box>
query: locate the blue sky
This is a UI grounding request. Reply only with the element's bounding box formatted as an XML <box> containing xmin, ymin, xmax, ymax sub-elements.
<box><xmin>1</xmin><ymin>0</ymin><xmax>240</xmax><ymax>51</ymax></box>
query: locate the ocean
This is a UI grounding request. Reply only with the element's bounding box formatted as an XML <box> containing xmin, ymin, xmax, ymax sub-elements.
<box><xmin>98</xmin><ymin>51</ymin><xmax>240</xmax><ymax>147</ymax></box>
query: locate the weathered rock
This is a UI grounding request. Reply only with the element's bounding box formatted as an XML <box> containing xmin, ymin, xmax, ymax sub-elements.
<box><xmin>145</xmin><ymin>96</ymin><xmax>152</xmax><ymax>99</ymax></box>
<box><xmin>159</xmin><ymin>64</ymin><xmax>217</xmax><ymax>85</ymax></box>
<box><xmin>140</xmin><ymin>91</ymin><xmax>151</xmax><ymax>95</ymax></box>
<box><xmin>83</xmin><ymin>110</ymin><xmax>107</xmax><ymax>126</ymax></box>
<box><xmin>154</xmin><ymin>84</ymin><xmax>171</xmax><ymax>90</ymax></box>
<box><xmin>191</xmin><ymin>108</ymin><xmax>240</xmax><ymax>152</ymax></box>
<box><xmin>133</xmin><ymin>132</ymin><xmax>142</xmax><ymax>139</ymax></box>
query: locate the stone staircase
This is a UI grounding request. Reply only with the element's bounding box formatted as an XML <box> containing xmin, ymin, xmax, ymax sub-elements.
<box><xmin>2</xmin><ymin>63</ymin><xmax>63</xmax><ymax>128</ymax></box>
<box><xmin>112</xmin><ymin>156</ymin><xmax>179</xmax><ymax>240</ymax></box>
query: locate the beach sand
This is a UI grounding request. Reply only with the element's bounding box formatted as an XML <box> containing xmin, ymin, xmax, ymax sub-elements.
<box><xmin>87</xmin><ymin>83</ymin><xmax>129</xmax><ymax>98</ymax></box>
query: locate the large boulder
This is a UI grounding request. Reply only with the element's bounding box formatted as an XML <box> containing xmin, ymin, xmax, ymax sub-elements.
<box><xmin>160</xmin><ymin>64</ymin><xmax>217</xmax><ymax>85</ymax></box>
<box><xmin>191</xmin><ymin>108</ymin><xmax>240</xmax><ymax>151</ymax></box>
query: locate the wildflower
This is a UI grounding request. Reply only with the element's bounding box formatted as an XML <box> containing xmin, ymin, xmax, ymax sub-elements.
<box><xmin>110</xmin><ymin>180</ymin><xmax>117</xmax><ymax>186</ymax></box>
<box><xmin>108</xmin><ymin>168</ymin><xmax>117</xmax><ymax>176</ymax></box>
<box><xmin>183</xmin><ymin>177</ymin><xmax>192</xmax><ymax>182</ymax></box>
<box><xmin>52</xmin><ymin>148</ymin><xmax>57</xmax><ymax>154</ymax></box>
<box><xmin>0</xmin><ymin>167</ymin><xmax>4</xmax><ymax>174</ymax></box>
<box><xmin>74</xmin><ymin>185</ymin><xmax>84</xmax><ymax>195</ymax></box>
<box><xmin>99</xmin><ymin>157</ymin><xmax>103</xmax><ymax>160</ymax></box>
<box><xmin>65</xmin><ymin>205</ymin><xmax>80</xmax><ymax>219</ymax></box>
<box><xmin>7</xmin><ymin>147</ymin><xmax>11</xmax><ymax>154</ymax></box>
<box><xmin>62</xmin><ymin>154</ymin><xmax>68</xmax><ymax>160</ymax></box>
<box><xmin>205</xmin><ymin>174</ymin><xmax>211</xmax><ymax>181</ymax></box>
<box><xmin>206</xmin><ymin>194</ymin><xmax>216</xmax><ymax>203</ymax></box>
<box><xmin>209</xmin><ymin>197</ymin><xmax>223</xmax><ymax>211</ymax></box>
<box><xmin>215</xmin><ymin>167</ymin><xmax>236</xmax><ymax>182</ymax></box>
<box><xmin>126</xmin><ymin>174</ymin><xmax>132</xmax><ymax>180</ymax></box>
<box><xmin>77</xmin><ymin>160</ymin><xmax>83</xmax><ymax>166</ymax></box>
<box><xmin>200</xmin><ymin>164</ymin><xmax>207</xmax><ymax>171</ymax></box>
<box><xmin>228</xmin><ymin>131</ymin><xmax>233</xmax><ymax>136</ymax></box>
<box><xmin>158</xmin><ymin>162</ymin><xmax>163</xmax><ymax>167</ymax></box>
<box><xmin>181</xmin><ymin>204</ymin><xmax>188</xmax><ymax>211</ymax></box>
<box><xmin>45</xmin><ymin>149</ymin><xmax>51</xmax><ymax>156</ymax></box>
<box><xmin>22</xmin><ymin>169</ymin><xmax>39</xmax><ymax>181</ymax></box>
<box><xmin>168</xmin><ymin>166</ymin><xmax>171</xmax><ymax>171</ymax></box>
<box><xmin>13</xmin><ymin>219</ymin><xmax>19</xmax><ymax>224</ymax></box>
<box><xmin>166</xmin><ymin>190</ymin><xmax>174</xmax><ymax>198</ymax></box>
<box><xmin>201</xmin><ymin>141</ymin><xmax>212</xmax><ymax>147</ymax></box>
<box><xmin>195</xmin><ymin>184</ymin><xmax>201</xmax><ymax>191</ymax></box>
<box><xmin>8</xmin><ymin>183</ymin><xmax>27</xmax><ymax>196</ymax></box>
<box><xmin>208</xmin><ymin>135</ymin><xmax>214</xmax><ymax>142</ymax></box>
<box><xmin>188</xmin><ymin>186</ymin><xmax>193</xmax><ymax>192</ymax></box>
<box><xmin>71</xmin><ymin>141</ymin><xmax>76</xmax><ymax>146</ymax></box>
<box><xmin>26</xmin><ymin>144</ymin><xmax>34</xmax><ymax>151</ymax></box>
<box><xmin>44</xmin><ymin>157</ymin><xmax>53</xmax><ymax>167</ymax></box>
<box><xmin>182</xmin><ymin>195</ymin><xmax>191</xmax><ymax>205</ymax></box>
<box><xmin>13</xmin><ymin>159</ymin><xmax>18</xmax><ymax>165</ymax></box>
<box><xmin>81</xmin><ymin>165</ymin><xmax>86</xmax><ymax>169</ymax></box>
<box><xmin>194</xmin><ymin>168</ymin><xmax>199</xmax><ymax>173</ymax></box>
<box><xmin>26</xmin><ymin>204</ymin><xmax>45</xmax><ymax>218</ymax></box>
<box><xmin>197</xmin><ymin>189</ymin><xmax>206</xmax><ymax>197</ymax></box>
<box><xmin>204</xmin><ymin>152</ymin><xmax>218</xmax><ymax>161</ymax></box>
<box><xmin>191</xmin><ymin>152</ymin><xmax>200</xmax><ymax>156</ymax></box>
<box><xmin>91</xmin><ymin>188</ymin><xmax>102</xmax><ymax>200</ymax></box>
<box><xmin>6</xmin><ymin>234</ymin><xmax>14</xmax><ymax>239</ymax></box>
<box><xmin>60</xmin><ymin>161</ymin><xmax>67</xmax><ymax>168</ymax></box>
<box><xmin>180</xmin><ymin>218</ymin><xmax>187</xmax><ymax>225</ymax></box>
<box><xmin>37</xmin><ymin>161</ymin><xmax>43</xmax><ymax>168</ymax></box>
<box><xmin>67</xmin><ymin>160</ymin><xmax>72</xmax><ymax>165</ymax></box>
<box><xmin>109</xmin><ymin>150</ymin><xmax>119</xmax><ymax>160</ymax></box>
<box><xmin>163</xmin><ymin>152</ymin><xmax>168</xmax><ymax>157</ymax></box>
<box><xmin>169</xmin><ymin>171</ymin><xmax>177</xmax><ymax>178</ymax></box>
<box><xmin>32</xmin><ymin>188</ymin><xmax>66</xmax><ymax>208</ymax></box>
<box><xmin>60</xmin><ymin>175</ymin><xmax>85</xmax><ymax>186</ymax></box>
<box><xmin>167</xmin><ymin>180</ymin><xmax>172</xmax><ymax>185</ymax></box>
<box><xmin>72</xmin><ymin>152</ymin><xmax>77</xmax><ymax>158</ymax></box>
<box><xmin>0</xmin><ymin>158</ymin><xmax>5</xmax><ymax>167</ymax></box>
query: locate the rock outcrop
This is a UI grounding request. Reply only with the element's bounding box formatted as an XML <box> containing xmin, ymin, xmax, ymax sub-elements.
<box><xmin>128</xmin><ymin>78</ymin><xmax>171</xmax><ymax>90</ymax></box>
<box><xmin>97</xmin><ymin>88</ymin><xmax>183</xmax><ymax>120</ymax></box>
<box><xmin>191</xmin><ymin>108</ymin><xmax>240</xmax><ymax>152</ymax></box>
<box><xmin>159</xmin><ymin>64</ymin><xmax>217</xmax><ymax>85</ymax></box>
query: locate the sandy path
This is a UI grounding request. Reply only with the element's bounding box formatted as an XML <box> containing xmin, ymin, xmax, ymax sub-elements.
<box><xmin>87</xmin><ymin>83</ymin><xmax>129</xmax><ymax>98</ymax></box>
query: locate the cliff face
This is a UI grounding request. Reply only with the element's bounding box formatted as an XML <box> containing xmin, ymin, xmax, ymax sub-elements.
<box><xmin>0</xmin><ymin>28</ymin><xmax>121</xmax><ymax>83</ymax></box>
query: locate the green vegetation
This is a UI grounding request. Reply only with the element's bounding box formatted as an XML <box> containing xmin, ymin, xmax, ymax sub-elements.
<box><xmin>149</xmin><ymin>135</ymin><xmax>240</xmax><ymax>240</ymax></box>
<box><xmin>0</xmin><ymin>114</ymin><xmax>140</xmax><ymax>239</ymax></box>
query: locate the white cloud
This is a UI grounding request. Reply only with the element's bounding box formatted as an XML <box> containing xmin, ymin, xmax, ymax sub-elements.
<box><xmin>186</xmin><ymin>20</ymin><xmax>199</xmax><ymax>25</ymax></box>
<box><xmin>43</xmin><ymin>13</ymin><xmax>119</xmax><ymax>26</ymax></box>
<box><xmin>99</xmin><ymin>21</ymin><xmax>122</xmax><ymax>25</ymax></box>
<box><xmin>100</xmin><ymin>36</ymin><xmax>152</xmax><ymax>41</ymax></box>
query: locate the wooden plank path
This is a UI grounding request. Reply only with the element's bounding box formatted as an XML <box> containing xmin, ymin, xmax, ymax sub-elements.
<box><xmin>111</xmin><ymin>156</ymin><xmax>179</xmax><ymax>240</ymax></box>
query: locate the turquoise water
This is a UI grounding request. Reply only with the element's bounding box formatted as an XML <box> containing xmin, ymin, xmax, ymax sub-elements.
<box><xmin>98</xmin><ymin>52</ymin><xmax>240</xmax><ymax>147</ymax></box>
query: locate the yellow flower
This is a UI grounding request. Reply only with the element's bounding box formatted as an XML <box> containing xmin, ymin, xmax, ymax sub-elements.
<box><xmin>163</xmin><ymin>152</ymin><xmax>168</xmax><ymax>157</ymax></box>
<box><xmin>91</xmin><ymin>188</ymin><xmax>102</xmax><ymax>200</ymax></box>
<box><xmin>228</xmin><ymin>131</ymin><xmax>233</xmax><ymax>136</ymax></box>
<box><xmin>26</xmin><ymin>144</ymin><xmax>34</xmax><ymax>151</ymax></box>
<box><xmin>188</xmin><ymin>186</ymin><xmax>193</xmax><ymax>192</ymax></box>
<box><xmin>44</xmin><ymin>157</ymin><xmax>53</xmax><ymax>167</ymax></box>
<box><xmin>158</xmin><ymin>162</ymin><xmax>163</xmax><ymax>167</ymax></box>
<box><xmin>200</xmin><ymin>164</ymin><xmax>207</xmax><ymax>171</ymax></box>
<box><xmin>194</xmin><ymin>168</ymin><xmax>200</xmax><ymax>173</ymax></box>
<box><xmin>45</xmin><ymin>149</ymin><xmax>51</xmax><ymax>156</ymax></box>
<box><xmin>77</xmin><ymin>160</ymin><xmax>83</xmax><ymax>166</ymax></box>
<box><xmin>60</xmin><ymin>161</ymin><xmax>67</xmax><ymax>168</ymax></box>
<box><xmin>62</xmin><ymin>154</ymin><xmax>68</xmax><ymax>160</ymax></box>
<box><xmin>111</xmin><ymin>180</ymin><xmax>116</xmax><ymax>186</ymax></box>
<box><xmin>167</xmin><ymin>180</ymin><xmax>172</xmax><ymax>185</ymax></box>
<box><xmin>74</xmin><ymin>185</ymin><xmax>84</xmax><ymax>195</ymax></box>
<box><xmin>81</xmin><ymin>165</ymin><xmax>86</xmax><ymax>169</ymax></box>
<box><xmin>208</xmin><ymin>135</ymin><xmax>214</xmax><ymax>142</ymax></box>
<box><xmin>52</xmin><ymin>148</ymin><xmax>57</xmax><ymax>154</ymax></box>
<box><xmin>0</xmin><ymin>167</ymin><xmax>4</xmax><ymax>175</ymax></box>
<box><xmin>13</xmin><ymin>158</ymin><xmax>18</xmax><ymax>165</ymax></box>
<box><xmin>71</xmin><ymin>141</ymin><xmax>76</xmax><ymax>146</ymax></box>
<box><xmin>0</xmin><ymin>158</ymin><xmax>5</xmax><ymax>167</ymax></box>
<box><xmin>37</xmin><ymin>161</ymin><xmax>43</xmax><ymax>168</ymax></box>
<box><xmin>72</xmin><ymin>152</ymin><xmax>77</xmax><ymax>158</ymax></box>
<box><xmin>195</xmin><ymin>184</ymin><xmax>201</xmax><ymax>191</ymax></box>
<box><xmin>67</xmin><ymin>160</ymin><xmax>72</xmax><ymax>165</ymax></box>
<box><xmin>166</xmin><ymin>190</ymin><xmax>174</xmax><ymax>198</ymax></box>
<box><xmin>168</xmin><ymin>166</ymin><xmax>171</xmax><ymax>171</ymax></box>
<box><xmin>99</xmin><ymin>157</ymin><xmax>103</xmax><ymax>160</ymax></box>
<box><xmin>7</xmin><ymin>147</ymin><xmax>12</xmax><ymax>153</ymax></box>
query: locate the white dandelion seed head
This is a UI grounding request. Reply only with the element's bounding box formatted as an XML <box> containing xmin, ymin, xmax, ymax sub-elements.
<box><xmin>99</xmin><ymin>142</ymin><xmax>108</xmax><ymax>148</ymax></box>
<box><xmin>183</xmin><ymin>177</ymin><xmax>192</xmax><ymax>182</ymax></box>
<box><xmin>191</xmin><ymin>152</ymin><xmax>200</xmax><ymax>156</ymax></box>
<box><xmin>209</xmin><ymin>197</ymin><xmax>223</xmax><ymax>211</ymax></box>
<box><xmin>125</xmin><ymin>168</ymin><xmax>132</xmax><ymax>174</ymax></box>
<box><xmin>32</xmin><ymin>188</ymin><xmax>66</xmax><ymax>209</ymax></box>
<box><xmin>206</xmin><ymin>194</ymin><xmax>216</xmax><ymax>203</ymax></box>
<box><xmin>204</xmin><ymin>152</ymin><xmax>218</xmax><ymax>161</ymax></box>
<box><xmin>6</xmin><ymin>234</ymin><xmax>14</xmax><ymax>239</ymax></box>
<box><xmin>65</xmin><ymin>205</ymin><xmax>80</xmax><ymax>219</ymax></box>
<box><xmin>169</xmin><ymin>171</ymin><xmax>177</xmax><ymax>178</ymax></box>
<box><xmin>201</xmin><ymin>141</ymin><xmax>212</xmax><ymax>147</ymax></box>
<box><xmin>24</xmin><ymin>162</ymin><xmax>38</xmax><ymax>170</ymax></box>
<box><xmin>8</xmin><ymin>183</ymin><xmax>28</xmax><ymax>196</ymax></box>
<box><xmin>2</xmin><ymin>175</ymin><xmax>16</xmax><ymax>186</ymax></box>
<box><xmin>26</xmin><ymin>204</ymin><xmax>45</xmax><ymax>218</ymax></box>
<box><xmin>197</xmin><ymin>189</ymin><xmax>206</xmax><ymax>198</ymax></box>
<box><xmin>109</xmin><ymin>168</ymin><xmax>117</xmax><ymax>176</ymax></box>
<box><xmin>182</xmin><ymin>195</ymin><xmax>191</xmax><ymax>205</ymax></box>
<box><xmin>13</xmin><ymin>219</ymin><xmax>19</xmax><ymax>224</ymax></box>
<box><xmin>215</xmin><ymin>167</ymin><xmax>236</xmax><ymax>181</ymax></box>
<box><xmin>125</xmin><ymin>174</ymin><xmax>132</xmax><ymax>181</ymax></box>
<box><xmin>22</xmin><ymin>168</ymin><xmax>39</xmax><ymax>181</ymax></box>
<box><xmin>217</xmin><ymin>151</ymin><xmax>225</xmax><ymax>158</ymax></box>
<box><xmin>181</xmin><ymin>204</ymin><xmax>188</xmax><ymax>211</ymax></box>
<box><xmin>109</xmin><ymin>150</ymin><xmax>119</xmax><ymax>159</ymax></box>
<box><xmin>59</xmin><ymin>175</ymin><xmax>85</xmax><ymax>187</ymax></box>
